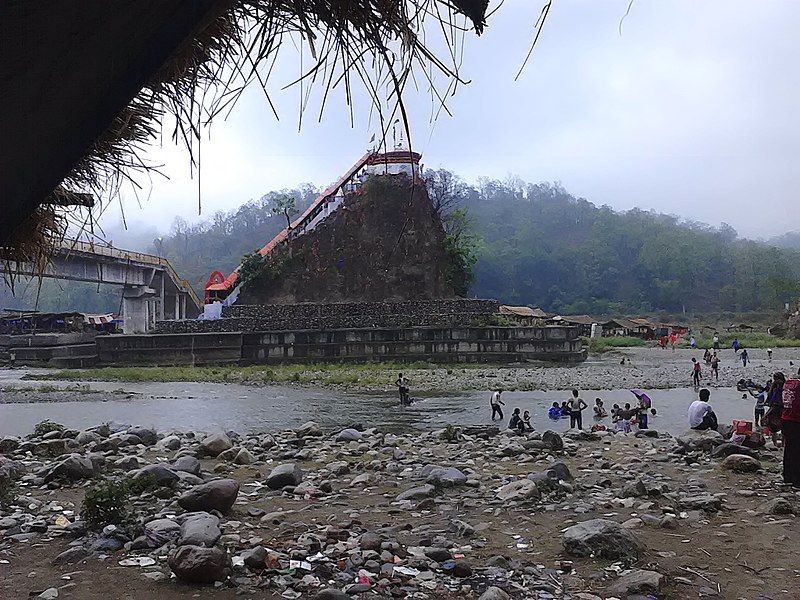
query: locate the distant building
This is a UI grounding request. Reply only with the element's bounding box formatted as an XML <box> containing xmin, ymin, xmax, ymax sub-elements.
<box><xmin>363</xmin><ymin>149</ymin><xmax>422</xmax><ymax>178</ymax></box>
<box><xmin>601</xmin><ymin>318</ymin><xmax>640</xmax><ymax>337</ymax></box>
<box><xmin>499</xmin><ymin>305</ymin><xmax>550</xmax><ymax>325</ymax></box>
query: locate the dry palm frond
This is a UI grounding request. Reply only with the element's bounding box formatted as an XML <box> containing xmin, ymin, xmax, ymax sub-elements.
<box><xmin>4</xmin><ymin>0</ymin><xmax>498</xmax><ymax>266</ymax></box>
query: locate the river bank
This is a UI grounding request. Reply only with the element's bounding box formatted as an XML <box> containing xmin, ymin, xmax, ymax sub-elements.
<box><xmin>1</xmin><ymin>420</ymin><xmax>798</xmax><ymax>600</ymax></box>
<box><xmin>17</xmin><ymin>346</ymin><xmax>800</xmax><ymax>393</ymax></box>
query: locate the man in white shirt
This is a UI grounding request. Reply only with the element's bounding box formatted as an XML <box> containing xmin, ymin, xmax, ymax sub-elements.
<box><xmin>688</xmin><ymin>388</ymin><xmax>718</xmax><ymax>431</ymax></box>
<box><xmin>490</xmin><ymin>389</ymin><xmax>505</xmax><ymax>421</ymax></box>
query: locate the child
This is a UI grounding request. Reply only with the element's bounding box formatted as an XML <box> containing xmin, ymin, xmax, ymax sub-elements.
<box><xmin>548</xmin><ymin>402</ymin><xmax>561</xmax><ymax>420</ymax></box>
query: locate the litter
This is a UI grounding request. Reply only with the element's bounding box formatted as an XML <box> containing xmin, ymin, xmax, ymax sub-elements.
<box><xmin>118</xmin><ymin>557</ymin><xmax>156</xmax><ymax>567</ymax></box>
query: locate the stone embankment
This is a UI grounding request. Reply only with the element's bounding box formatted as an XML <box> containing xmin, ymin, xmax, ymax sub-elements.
<box><xmin>0</xmin><ymin>417</ymin><xmax>797</xmax><ymax>599</ymax></box>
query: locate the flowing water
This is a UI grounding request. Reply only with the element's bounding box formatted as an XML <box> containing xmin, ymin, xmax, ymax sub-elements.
<box><xmin>0</xmin><ymin>368</ymin><xmax>762</xmax><ymax>437</ymax></box>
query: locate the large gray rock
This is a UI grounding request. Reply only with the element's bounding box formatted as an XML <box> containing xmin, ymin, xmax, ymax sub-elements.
<box><xmin>478</xmin><ymin>587</ymin><xmax>510</xmax><ymax>600</ymax></box>
<box><xmin>541</xmin><ymin>430</ymin><xmax>564</xmax><ymax>451</ymax></box>
<box><xmin>160</xmin><ymin>435</ymin><xmax>182</xmax><ymax>451</ymax></box>
<box><xmin>720</xmin><ymin>454</ymin><xmax>761</xmax><ymax>473</ymax></box>
<box><xmin>0</xmin><ymin>456</ymin><xmax>26</xmax><ymax>483</ymax></box>
<box><xmin>75</xmin><ymin>431</ymin><xmax>102</xmax><ymax>446</ymax></box>
<box><xmin>168</xmin><ymin>545</ymin><xmax>230</xmax><ymax>583</ymax></box>
<box><xmin>42</xmin><ymin>454</ymin><xmax>95</xmax><ymax>482</ymax></box>
<box><xmin>563</xmin><ymin>519</ymin><xmax>641</xmax><ymax>560</ymax></box>
<box><xmin>336</xmin><ymin>428</ymin><xmax>363</xmax><ymax>442</ymax></box>
<box><xmin>496</xmin><ymin>479</ymin><xmax>540</xmax><ymax>501</ymax></box>
<box><xmin>144</xmin><ymin>518</ymin><xmax>181</xmax><ymax>547</ymax></box>
<box><xmin>127</xmin><ymin>426</ymin><xmax>157</xmax><ymax>446</ymax></box>
<box><xmin>676</xmin><ymin>429</ymin><xmax>724</xmax><ymax>451</ymax></box>
<box><xmin>396</xmin><ymin>484</ymin><xmax>436</xmax><ymax>501</ymax></box>
<box><xmin>266</xmin><ymin>463</ymin><xmax>303</xmax><ymax>489</ymax></box>
<box><xmin>240</xmin><ymin>545</ymin><xmax>268</xmax><ymax>569</ymax></box>
<box><xmin>711</xmin><ymin>443</ymin><xmax>756</xmax><ymax>459</ymax></box>
<box><xmin>0</xmin><ymin>437</ymin><xmax>20</xmax><ymax>454</ymax></box>
<box><xmin>200</xmin><ymin>433</ymin><xmax>233</xmax><ymax>457</ymax></box>
<box><xmin>296</xmin><ymin>421</ymin><xmax>323</xmax><ymax>437</ymax></box>
<box><xmin>233</xmin><ymin>448</ymin><xmax>255</xmax><ymax>465</ymax></box>
<box><xmin>172</xmin><ymin>456</ymin><xmax>201</xmax><ymax>475</ymax></box>
<box><xmin>178</xmin><ymin>512</ymin><xmax>221</xmax><ymax>547</ymax></box>
<box><xmin>424</xmin><ymin>466</ymin><xmax>467</xmax><ymax>487</ymax></box>
<box><xmin>133</xmin><ymin>463</ymin><xmax>179</xmax><ymax>487</ymax></box>
<box><xmin>178</xmin><ymin>479</ymin><xmax>239</xmax><ymax>513</ymax></box>
<box><xmin>607</xmin><ymin>569</ymin><xmax>665</xmax><ymax>596</ymax></box>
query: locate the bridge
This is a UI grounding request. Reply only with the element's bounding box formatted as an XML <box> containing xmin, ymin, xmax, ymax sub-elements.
<box><xmin>2</xmin><ymin>239</ymin><xmax>201</xmax><ymax>333</ymax></box>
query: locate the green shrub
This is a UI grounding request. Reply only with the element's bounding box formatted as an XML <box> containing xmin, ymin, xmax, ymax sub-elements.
<box><xmin>81</xmin><ymin>475</ymin><xmax>156</xmax><ymax>531</ymax></box>
<box><xmin>588</xmin><ymin>336</ymin><xmax>646</xmax><ymax>353</ymax></box>
<box><xmin>82</xmin><ymin>479</ymin><xmax>131</xmax><ymax>529</ymax></box>
<box><xmin>33</xmin><ymin>420</ymin><xmax>65</xmax><ymax>437</ymax></box>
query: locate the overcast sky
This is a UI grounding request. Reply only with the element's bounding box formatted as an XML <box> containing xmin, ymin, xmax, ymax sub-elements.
<box><xmin>103</xmin><ymin>0</ymin><xmax>799</xmax><ymax>243</ymax></box>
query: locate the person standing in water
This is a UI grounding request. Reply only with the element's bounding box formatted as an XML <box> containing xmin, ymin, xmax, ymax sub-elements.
<box><xmin>568</xmin><ymin>389</ymin><xmax>588</xmax><ymax>430</ymax></box>
<box><xmin>767</xmin><ymin>348</ymin><xmax>773</xmax><ymax>362</ymax></box>
<box><xmin>395</xmin><ymin>373</ymin><xmax>410</xmax><ymax>406</ymax></box>
<box><xmin>741</xmin><ymin>349</ymin><xmax>749</xmax><ymax>367</ymax></box>
<box><xmin>490</xmin><ymin>389</ymin><xmax>505</xmax><ymax>421</ymax></box>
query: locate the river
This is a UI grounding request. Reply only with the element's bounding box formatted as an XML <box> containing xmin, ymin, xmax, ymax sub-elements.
<box><xmin>0</xmin><ymin>368</ymin><xmax>762</xmax><ymax>437</ymax></box>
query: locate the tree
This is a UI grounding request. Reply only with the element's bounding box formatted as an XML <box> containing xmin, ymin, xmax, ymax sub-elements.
<box><xmin>442</xmin><ymin>208</ymin><xmax>480</xmax><ymax>297</ymax></box>
<box><xmin>426</xmin><ymin>168</ymin><xmax>466</xmax><ymax>216</ymax></box>
<box><xmin>272</xmin><ymin>194</ymin><xmax>298</xmax><ymax>229</ymax></box>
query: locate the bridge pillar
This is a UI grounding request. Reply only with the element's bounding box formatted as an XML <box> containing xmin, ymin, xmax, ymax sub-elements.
<box><xmin>122</xmin><ymin>285</ymin><xmax>156</xmax><ymax>334</ymax></box>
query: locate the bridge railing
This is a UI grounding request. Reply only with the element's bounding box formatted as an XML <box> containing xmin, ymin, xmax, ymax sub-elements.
<box><xmin>60</xmin><ymin>240</ymin><xmax>201</xmax><ymax>309</ymax></box>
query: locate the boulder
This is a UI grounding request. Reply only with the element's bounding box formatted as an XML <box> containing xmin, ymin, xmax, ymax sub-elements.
<box><xmin>541</xmin><ymin>430</ymin><xmax>564</xmax><ymax>451</ymax></box>
<box><xmin>160</xmin><ymin>435</ymin><xmax>182</xmax><ymax>451</ymax></box>
<box><xmin>74</xmin><ymin>431</ymin><xmax>102</xmax><ymax>446</ymax></box>
<box><xmin>178</xmin><ymin>512</ymin><xmax>221</xmax><ymax>547</ymax></box>
<box><xmin>200</xmin><ymin>433</ymin><xmax>233</xmax><ymax>457</ymax></box>
<box><xmin>496</xmin><ymin>479</ymin><xmax>540</xmax><ymax>501</ymax></box>
<box><xmin>241</xmin><ymin>545</ymin><xmax>268</xmax><ymax>569</ymax></box>
<box><xmin>764</xmin><ymin>498</ymin><xmax>795</xmax><ymax>515</ymax></box>
<box><xmin>607</xmin><ymin>569</ymin><xmax>665</xmax><ymax>596</ymax></box>
<box><xmin>172</xmin><ymin>456</ymin><xmax>202</xmax><ymax>476</ymax></box>
<box><xmin>144</xmin><ymin>518</ymin><xmax>182</xmax><ymax>547</ymax></box>
<box><xmin>0</xmin><ymin>437</ymin><xmax>20</xmax><ymax>454</ymax></box>
<box><xmin>233</xmin><ymin>448</ymin><xmax>255</xmax><ymax>465</ymax></box>
<box><xmin>563</xmin><ymin>519</ymin><xmax>641</xmax><ymax>560</ymax></box>
<box><xmin>711</xmin><ymin>443</ymin><xmax>757</xmax><ymax>459</ymax></box>
<box><xmin>266</xmin><ymin>463</ymin><xmax>303</xmax><ymax>489</ymax></box>
<box><xmin>296</xmin><ymin>421</ymin><xmax>324</xmax><ymax>437</ymax></box>
<box><xmin>425</xmin><ymin>466</ymin><xmax>467</xmax><ymax>487</ymax></box>
<box><xmin>396</xmin><ymin>484</ymin><xmax>436</xmax><ymax>501</ymax></box>
<box><xmin>178</xmin><ymin>479</ymin><xmax>239</xmax><ymax>513</ymax></box>
<box><xmin>720</xmin><ymin>454</ymin><xmax>761</xmax><ymax>473</ymax></box>
<box><xmin>127</xmin><ymin>426</ymin><xmax>157</xmax><ymax>446</ymax></box>
<box><xmin>52</xmin><ymin>546</ymin><xmax>92</xmax><ymax>565</ymax></box>
<box><xmin>42</xmin><ymin>454</ymin><xmax>95</xmax><ymax>482</ymax></box>
<box><xmin>545</xmin><ymin>461</ymin><xmax>573</xmax><ymax>481</ymax></box>
<box><xmin>336</xmin><ymin>428</ymin><xmax>363</xmax><ymax>442</ymax></box>
<box><xmin>168</xmin><ymin>545</ymin><xmax>230</xmax><ymax>583</ymax></box>
<box><xmin>478</xmin><ymin>587</ymin><xmax>510</xmax><ymax>600</ymax></box>
<box><xmin>0</xmin><ymin>456</ymin><xmax>26</xmax><ymax>483</ymax></box>
<box><xmin>133</xmin><ymin>463</ymin><xmax>179</xmax><ymax>487</ymax></box>
<box><xmin>676</xmin><ymin>429</ymin><xmax>724</xmax><ymax>451</ymax></box>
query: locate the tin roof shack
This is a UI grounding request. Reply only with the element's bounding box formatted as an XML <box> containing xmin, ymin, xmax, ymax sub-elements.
<box><xmin>629</xmin><ymin>318</ymin><xmax>657</xmax><ymax>340</ymax></box>
<box><xmin>0</xmin><ymin>311</ymin><xmax>87</xmax><ymax>335</ymax></box>
<box><xmin>499</xmin><ymin>305</ymin><xmax>550</xmax><ymax>326</ymax></box>
<box><xmin>601</xmin><ymin>318</ymin><xmax>640</xmax><ymax>337</ymax></box>
<box><xmin>551</xmin><ymin>315</ymin><xmax>598</xmax><ymax>337</ymax></box>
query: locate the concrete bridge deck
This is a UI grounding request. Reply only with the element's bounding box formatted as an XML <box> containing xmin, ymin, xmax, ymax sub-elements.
<box><xmin>2</xmin><ymin>239</ymin><xmax>200</xmax><ymax>333</ymax></box>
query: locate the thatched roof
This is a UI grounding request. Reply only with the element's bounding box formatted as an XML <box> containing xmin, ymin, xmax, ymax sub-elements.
<box><xmin>0</xmin><ymin>0</ymin><xmax>492</xmax><ymax>261</ymax></box>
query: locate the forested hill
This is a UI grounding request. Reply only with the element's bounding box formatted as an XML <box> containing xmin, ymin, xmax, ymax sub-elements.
<box><xmin>2</xmin><ymin>173</ymin><xmax>798</xmax><ymax>315</ymax></box>
<box><xmin>448</xmin><ymin>173</ymin><xmax>799</xmax><ymax>314</ymax></box>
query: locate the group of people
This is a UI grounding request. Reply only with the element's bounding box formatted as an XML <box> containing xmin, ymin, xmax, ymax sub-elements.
<box><xmin>489</xmin><ymin>390</ymin><xmax>534</xmax><ymax>433</ymax></box>
<box><xmin>688</xmin><ymin>372</ymin><xmax>800</xmax><ymax>487</ymax></box>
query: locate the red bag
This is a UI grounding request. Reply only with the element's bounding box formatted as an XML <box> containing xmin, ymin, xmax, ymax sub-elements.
<box><xmin>732</xmin><ymin>420</ymin><xmax>753</xmax><ymax>435</ymax></box>
<box><xmin>782</xmin><ymin>379</ymin><xmax>800</xmax><ymax>422</ymax></box>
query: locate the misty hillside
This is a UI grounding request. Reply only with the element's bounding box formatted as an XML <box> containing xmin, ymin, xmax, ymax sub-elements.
<box><xmin>2</xmin><ymin>173</ymin><xmax>799</xmax><ymax>315</ymax></box>
<box><xmin>769</xmin><ymin>231</ymin><xmax>800</xmax><ymax>250</ymax></box>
